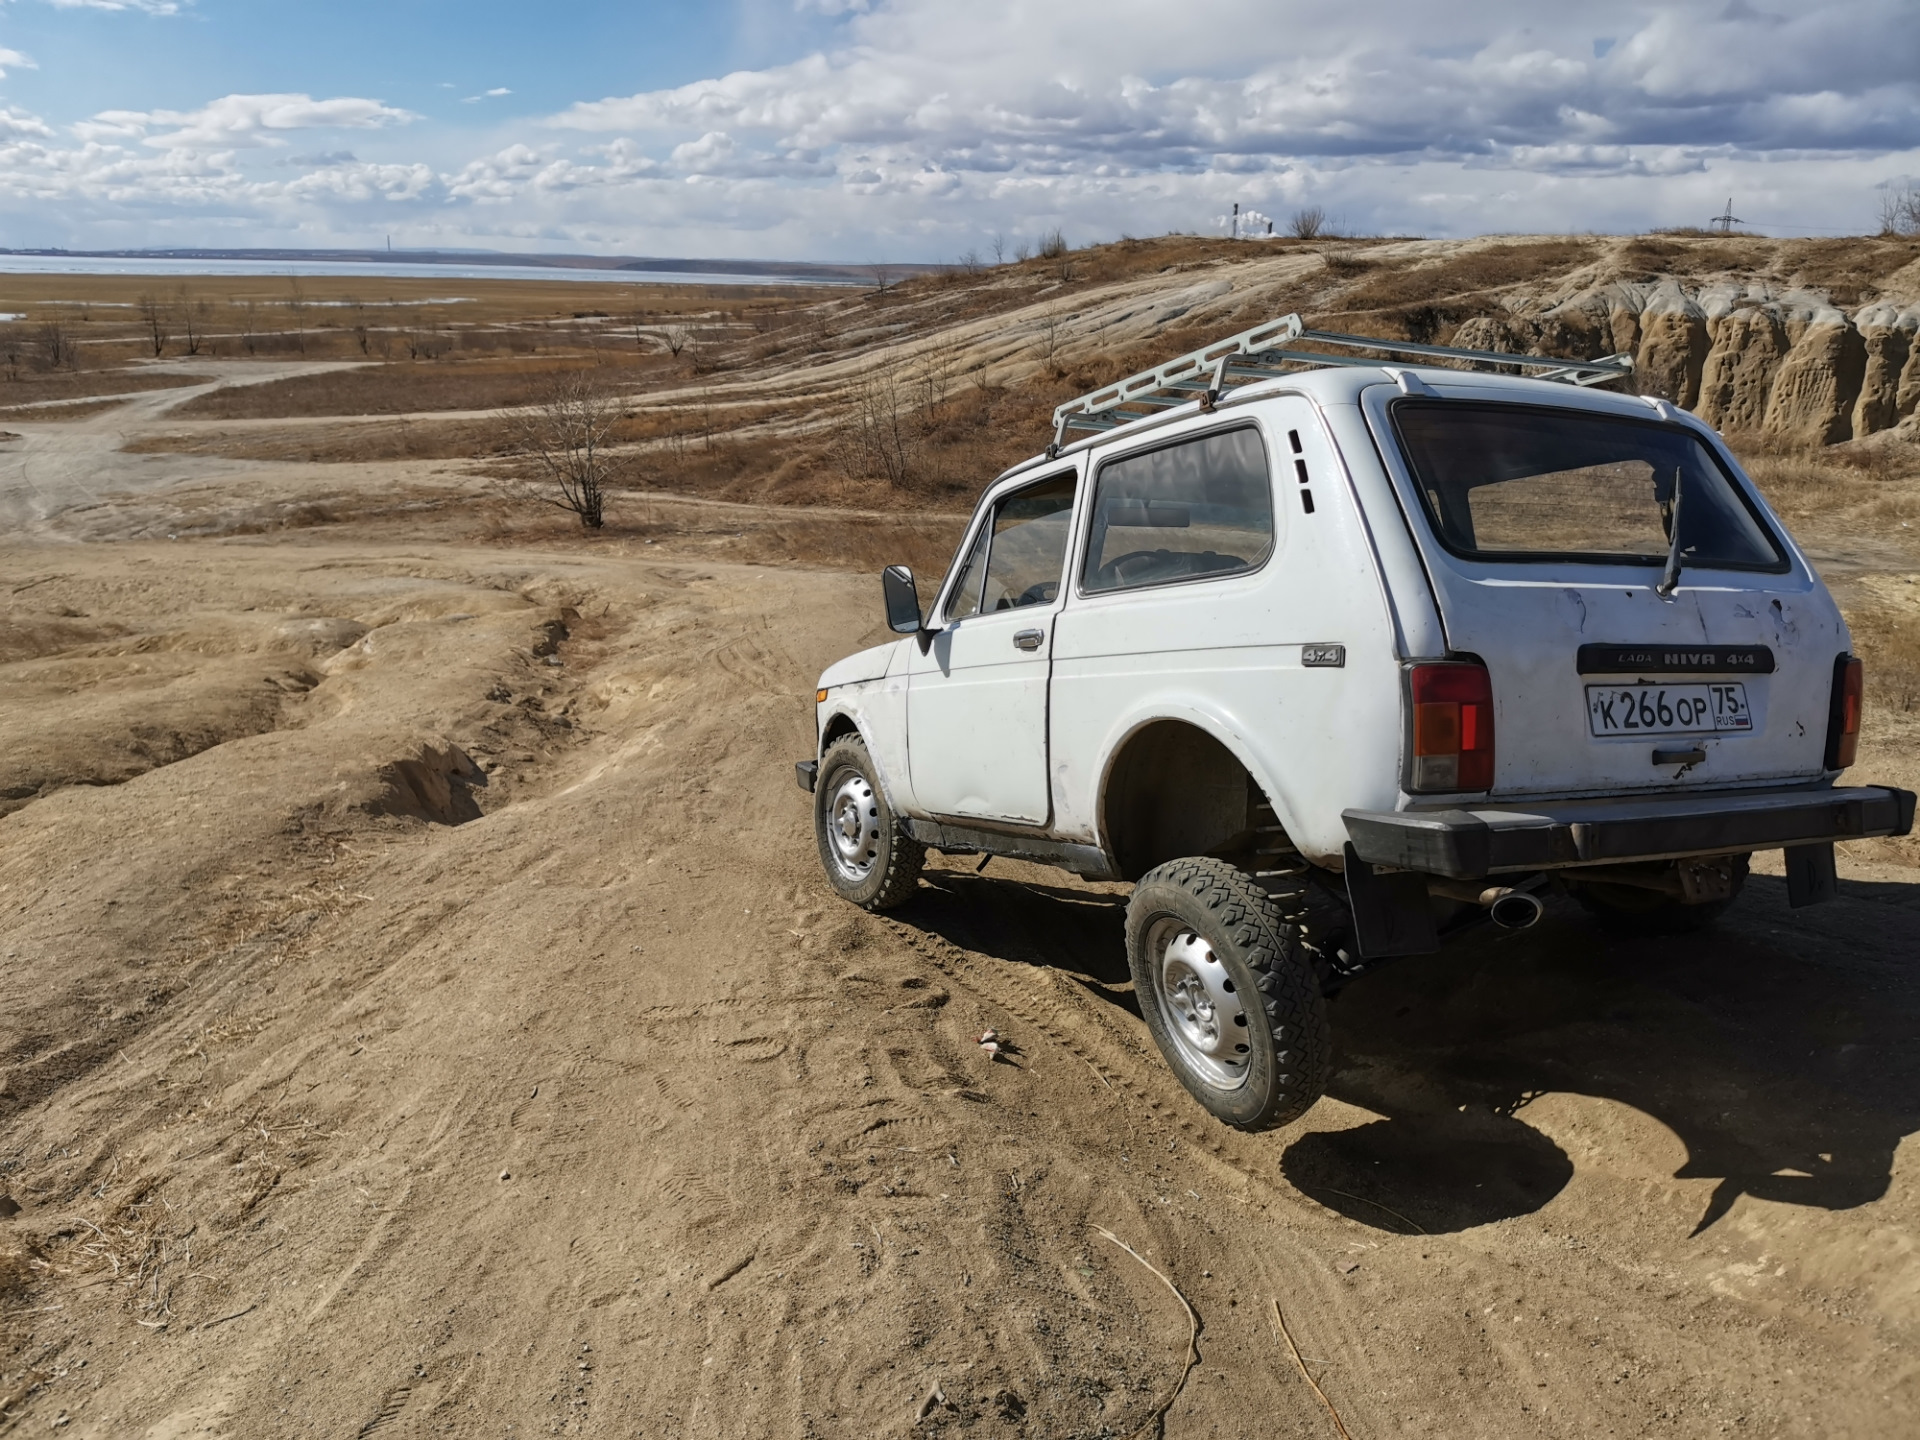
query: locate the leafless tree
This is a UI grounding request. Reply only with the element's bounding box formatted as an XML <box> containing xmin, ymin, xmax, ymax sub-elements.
<box><xmin>1013</xmin><ymin>237</ymin><xmax>1032</xmax><ymax>263</ymax></box>
<box><xmin>1288</xmin><ymin>205</ymin><xmax>1328</xmax><ymax>240</ymax></box>
<box><xmin>990</xmin><ymin>233</ymin><xmax>1006</xmax><ymax>265</ymax></box>
<box><xmin>1878</xmin><ymin>183</ymin><xmax>1920</xmax><ymax>237</ymax></box>
<box><xmin>1038</xmin><ymin>228</ymin><xmax>1069</xmax><ymax>260</ymax></box>
<box><xmin>957</xmin><ymin>247</ymin><xmax>982</xmax><ymax>277</ymax></box>
<box><xmin>509</xmin><ymin>370</ymin><xmax>623</xmax><ymax>529</ymax></box>
<box><xmin>137</xmin><ymin>293</ymin><xmax>171</xmax><ymax>358</ymax></box>
<box><xmin>1</xmin><ymin>324</ymin><xmax>21</xmax><ymax>381</ymax></box>
<box><xmin>662</xmin><ymin>324</ymin><xmax>691</xmax><ymax>358</ymax></box>
<box><xmin>176</xmin><ymin>285</ymin><xmax>207</xmax><ymax>355</ymax></box>
<box><xmin>36</xmin><ymin>319</ymin><xmax>71</xmax><ymax>371</ymax></box>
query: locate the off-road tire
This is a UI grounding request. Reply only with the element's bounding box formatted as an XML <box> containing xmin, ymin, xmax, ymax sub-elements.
<box><xmin>813</xmin><ymin>735</ymin><xmax>925</xmax><ymax>910</ymax></box>
<box><xmin>1126</xmin><ymin>857</ymin><xmax>1332</xmax><ymax>1130</ymax></box>
<box><xmin>1571</xmin><ymin>854</ymin><xmax>1750</xmax><ymax>936</ymax></box>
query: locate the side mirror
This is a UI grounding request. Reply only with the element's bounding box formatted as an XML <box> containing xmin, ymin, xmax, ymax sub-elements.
<box><xmin>882</xmin><ymin>565</ymin><xmax>924</xmax><ymax>635</ymax></box>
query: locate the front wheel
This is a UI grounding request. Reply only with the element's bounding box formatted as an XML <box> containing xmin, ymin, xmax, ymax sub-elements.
<box><xmin>1126</xmin><ymin>857</ymin><xmax>1331</xmax><ymax>1130</ymax></box>
<box><xmin>813</xmin><ymin>735</ymin><xmax>924</xmax><ymax>910</ymax></box>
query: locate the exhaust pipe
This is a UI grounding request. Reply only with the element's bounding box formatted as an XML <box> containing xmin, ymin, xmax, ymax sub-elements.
<box><xmin>1487</xmin><ymin>890</ymin><xmax>1544</xmax><ymax>930</ymax></box>
<box><xmin>1428</xmin><ymin>878</ymin><xmax>1545</xmax><ymax>930</ymax></box>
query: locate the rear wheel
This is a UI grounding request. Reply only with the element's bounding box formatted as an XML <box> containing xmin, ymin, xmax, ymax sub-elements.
<box><xmin>1571</xmin><ymin>854</ymin><xmax>1749</xmax><ymax>936</ymax></box>
<box><xmin>1126</xmin><ymin>857</ymin><xmax>1331</xmax><ymax>1130</ymax></box>
<box><xmin>813</xmin><ymin>735</ymin><xmax>924</xmax><ymax>910</ymax></box>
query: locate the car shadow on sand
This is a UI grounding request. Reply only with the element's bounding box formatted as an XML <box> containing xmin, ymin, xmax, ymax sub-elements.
<box><xmin>899</xmin><ymin>865</ymin><xmax>1920</xmax><ymax>1237</ymax></box>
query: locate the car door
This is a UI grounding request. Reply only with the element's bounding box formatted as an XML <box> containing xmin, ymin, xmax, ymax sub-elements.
<box><xmin>907</xmin><ymin>470</ymin><xmax>1079</xmax><ymax>824</ymax></box>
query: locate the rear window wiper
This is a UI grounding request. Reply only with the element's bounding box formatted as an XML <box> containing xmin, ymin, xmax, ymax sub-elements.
<box><xmin>1656</xmin><ymin>465</ymin><xmax>1684</xmax><ymax>597</ymax></box>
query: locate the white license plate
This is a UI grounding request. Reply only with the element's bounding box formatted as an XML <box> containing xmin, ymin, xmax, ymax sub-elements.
<box><xmin>1585</xmin><ymin>683</ymin><xmax>1751</xmax><ymax>737</ymax></box>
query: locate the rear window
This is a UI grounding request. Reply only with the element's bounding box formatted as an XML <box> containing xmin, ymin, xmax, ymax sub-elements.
<box><xmin>1390</xmin><ymin>401</ymin><xmax>1788</xmax><ymax>572</ymax></box>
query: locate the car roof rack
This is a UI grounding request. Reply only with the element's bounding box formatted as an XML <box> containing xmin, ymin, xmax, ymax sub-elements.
<box><xmin>1049</xmin><ymin>313</ymin><xmax>1635</xmax><ymax>451</ymax></box>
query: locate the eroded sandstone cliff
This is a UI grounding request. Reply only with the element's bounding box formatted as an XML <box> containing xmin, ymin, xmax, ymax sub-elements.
<box><xmin>1448</xmin><ymin>263</ymin><xmax>1919</xmax><ymax>444</ymax></box>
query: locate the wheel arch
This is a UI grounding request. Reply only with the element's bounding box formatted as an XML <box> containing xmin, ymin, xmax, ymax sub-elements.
<box><xmin>1095</xmin><ymin>709</ymin><xmax>1304</xmax><ymax>881</ymax></box>
<box><xmin>817</xmin><ymin>699</ymin><xmax>912</xmax><ymax>818</ymax></box>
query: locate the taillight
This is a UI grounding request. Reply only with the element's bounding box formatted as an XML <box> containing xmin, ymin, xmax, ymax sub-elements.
<box><xmin>1825</xmin><ymin>654</ymin><xmax>1863</xmax><ymax>770</ymax></box>
<box><xmin>1409</xmin><ymin>662</ymin><xmax>1495</xmax><ymax>792</ymax></box>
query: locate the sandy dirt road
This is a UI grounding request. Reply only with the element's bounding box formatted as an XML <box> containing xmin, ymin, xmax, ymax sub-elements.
<box><xmin>2</xmin><ymin>442</ymin><xmax>1918</xmax><ymax>1438</ymax></box>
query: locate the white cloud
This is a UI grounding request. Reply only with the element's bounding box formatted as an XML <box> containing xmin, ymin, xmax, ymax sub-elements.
<box><xmin>77</xmin><ymin>93</ymin><xmax>414</xmax><ymax>151</ymax></box>
<box><xmin>0</xmin><ymin>105</ymin><xmax>51</xmax><ymax>138</ymax></box>
<box><xmin>39</xmin><ymin>0</ymin><xmax>182</xmax><ymax>12</ymax></box>
<box><xmin>462</xmin><ymin>87</ymin><xmax>513</xmax><ymax>104</ymax></box>
<box><xmin>0</xmin><ymin>45</ymin><xmax>35</xmax><ymax>77</ymax></box>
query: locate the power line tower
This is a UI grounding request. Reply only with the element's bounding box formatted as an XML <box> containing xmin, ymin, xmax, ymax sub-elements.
<box><xmin>1709</xmin><ymin>198</ymin><xmax>1744</xmax><ymax>235</ymax></box>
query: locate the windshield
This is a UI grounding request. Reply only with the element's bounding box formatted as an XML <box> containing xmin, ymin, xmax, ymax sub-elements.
<box><xmin>1390</xmin><ymin>401</ymin><xmax>1787</xmax><ymax>572</ymax></box>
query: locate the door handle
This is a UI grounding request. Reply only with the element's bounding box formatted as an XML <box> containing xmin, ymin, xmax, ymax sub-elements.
<box><xmin>1012</xmin><ymin>628</ymin><xmax>1045</xmax><ymax>651</ymax></box>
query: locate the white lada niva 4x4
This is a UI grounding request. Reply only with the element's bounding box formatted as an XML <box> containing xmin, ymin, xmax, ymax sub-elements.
<box><xmin>795</xmin><ymin>316</ymin><xmax>1917</xmax><ymax>1131</ymax></box>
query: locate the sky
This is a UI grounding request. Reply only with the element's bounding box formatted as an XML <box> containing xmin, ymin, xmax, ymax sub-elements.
<box><xmin>0</xmin><ymin>0</ymin><xmax>1915</xmax><ymax>261</ymax></box>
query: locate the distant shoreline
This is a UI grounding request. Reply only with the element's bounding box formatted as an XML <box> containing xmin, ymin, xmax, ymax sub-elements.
<box><xmin>0</xmin><ymin>246</ymin><xmax>932</xmax><ymax>286</ymax></box>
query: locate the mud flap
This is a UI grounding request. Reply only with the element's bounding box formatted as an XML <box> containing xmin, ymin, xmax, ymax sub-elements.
<box><xmin>1343</xmin><ymin>843</ymin><xmax>1440</xmax><ymax>958</ymax></box>
<box><xmin>1785</xmin><ymin>841</ymin><xmax>1838</xmax><ymax>908</ymax></box>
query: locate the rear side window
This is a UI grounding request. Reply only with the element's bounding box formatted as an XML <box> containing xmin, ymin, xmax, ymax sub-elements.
<box><xmin>1391</xmin><ymin>401</ymin><xmax>1787</xmax><ymax>571</ymax></box>
<box><xmin>1082</xmin><ymin>427</ymin><xmax>1274</xmax><ymax>594</ymax></box>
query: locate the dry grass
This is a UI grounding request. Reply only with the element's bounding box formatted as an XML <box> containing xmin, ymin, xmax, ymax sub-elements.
<box><xmin>126</xmin><ymin>416</ymin><xmax>514</xmax><ymax>464</ymax></box>
<box><xmin>1319</xmin><ymin>239</ymin><xmax>1600</xmax><ymax>340</ymax></box>
<box><xmin>173</xmin><ymin>356</ymin><xmax>675</xmax><ymax>420</ymax></box>
<box><xmin>0</xmin><ymin>368</ymin><xmax>199</xmax><ymax>407</ymax></box>
<box><xmin>1</xmin><ymin>396</ymin><xmax>146</xmax><ymax>422</ymax></box>
<box><xmin>0</xmin><ymin>1241</ymin><xmax>32</xmax><ymax>1303</ymax></box>
<box><xmin>1773</xmin><ymin>237</ymin><xmax>1920</xmax><ymax>307</ymax></box>
<box><xmin>1846</xmin><ymin>600</ymin><xmax>1920</xmax><ymax>716</ymax></box>
<box><xmin>1729</xmin><ymin>433</ymin><xmax>1920</xmax><ymax>535</ymax></box>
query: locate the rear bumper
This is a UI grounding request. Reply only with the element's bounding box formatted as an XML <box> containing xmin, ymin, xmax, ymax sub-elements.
<box><xmin>1344</xmin><ymin>784</ymin><xmax>1916</xmax><ymax>880</ymax></box>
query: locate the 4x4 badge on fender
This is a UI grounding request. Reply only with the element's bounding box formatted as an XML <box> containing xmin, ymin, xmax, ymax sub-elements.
<box><xmin>1303</xmin><ymin>644</ymin><xmax>1346</xmax><ymax>667</ymax></box>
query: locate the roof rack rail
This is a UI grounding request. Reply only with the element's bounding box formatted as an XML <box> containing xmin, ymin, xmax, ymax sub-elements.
<box><xmin>1049</xmin><ymin>313</ymin><xmax>1635</xmax><ymax>451</ymax></box>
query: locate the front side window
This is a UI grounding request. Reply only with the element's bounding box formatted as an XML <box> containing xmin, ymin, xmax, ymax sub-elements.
<box><xmin>1082</xmin><ymin>427</ymin><xmax>1275</xmax><ymax>594</ymax></box>
<box><xmin>943</xmin><ymin>472</ymin><xmax>1077</xmax><ymax>621</ymax></box>
<box><xmin>1390</xmin><ymin>400</ymin><xmax>1787</xmax><ymax>570</ymax></box>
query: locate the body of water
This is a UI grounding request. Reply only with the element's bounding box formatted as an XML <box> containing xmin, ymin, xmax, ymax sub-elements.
<box><xmin>0</xmin><ymin>254</ymin><xmax>862</xmax><ymax>287</ymax></box>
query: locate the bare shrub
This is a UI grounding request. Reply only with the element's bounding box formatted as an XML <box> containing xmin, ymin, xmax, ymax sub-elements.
<box><xmin>1288</xmin><ymin>206</ymin><xmax>1328</xmax><ymax>240</ymax></box>
<box><xmin>1013</xmin><ymin>238</ymin><xmax>1032</xmax><ymax>263</ymax></box>
<box><xmin>662</xmin><ymin>325</ymin><xmax>691</xmax><ymax>358</ymax></box>
<box><xmin>1038</xmin><ymin>228</ymin><xmax>1069</xmax><ymax>260</ymax></box>
<box><xmin>508</xmin><ymin>370</ymin><xmax>624</xmax><ymax>529</ymax></box>
<box><xmin>836</xmin><ymin>368</ymin><xmax>922</xmax><ymax>489</ymax></box>
<box><xmin>1036</xmin><ymin>307</ymin><xmax>1066</xmax><ymax>375</ymax></box>
<box><xmin>1878</xmin><ymin>183</ymin><xmax>1920</xmax><ymax>238</ymax></box>
<box><xmin>285</xmin><ymin>277</ymin><xmax>309</xmax><ymax>353</ymax></box>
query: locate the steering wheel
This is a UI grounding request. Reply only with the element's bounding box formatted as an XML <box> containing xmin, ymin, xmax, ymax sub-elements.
<box><xmin>1015</xmin><ymin>579</ymin><xmax>1058</xmax><ymax>606</ymax></box>
<box><xmin>1092</xmin><ymin>549</ymin><xmax>1170</xmax><ymax>588</ymax></box>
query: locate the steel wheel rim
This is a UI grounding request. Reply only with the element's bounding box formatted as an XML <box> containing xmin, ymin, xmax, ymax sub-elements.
<box><xmin>826</xmin><ymin>770</ymin><xmax>883</xmax><ymax>882</ymax></box>
<box><xmin>1147</xmin><ymin>916</ymin><xmax>1251</xmax><ymax>1091</ymax></box>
